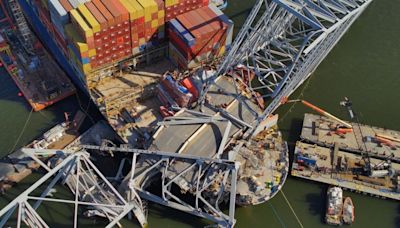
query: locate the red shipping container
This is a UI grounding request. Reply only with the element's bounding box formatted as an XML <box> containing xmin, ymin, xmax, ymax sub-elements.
<box><xmin>101</xmin><ymin>0</ymin><xmax>123</xmax><ymax>24</ymax></box>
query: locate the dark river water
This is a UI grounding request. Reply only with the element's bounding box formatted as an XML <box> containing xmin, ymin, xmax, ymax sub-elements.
<box><xmin>1</xmin><ymin>0</ymin><xmax>400</xmax><ymax>227</ymax></box>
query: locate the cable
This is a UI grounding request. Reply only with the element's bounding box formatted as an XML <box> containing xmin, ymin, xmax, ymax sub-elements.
<box><xmin>8</xmin><ymin>107</ymin><xmax>33</xmax><ymax>155</ymax></box>
<box><xmin>38</xmin><ymin>110</ymin><xmax>51</xmax><ymax>121</ymax></box>
<box><xmin>268</xmin><ymin>202</ymin><xmax>287</xmax><ymax>228</ymax></box>
<box><xmin>74</xmin><ymin>92</ymin><xmax>95</xmax><ymax>124</ymax></box>
<box><xmin>280</xmin><ymin>190</ymin><xmax>304</xmax><ymax>228</ymax></box>
<box><xmin>279</xmin><ymin>76</ymin><xmax>313</xmax><ymax>123</ymax></box>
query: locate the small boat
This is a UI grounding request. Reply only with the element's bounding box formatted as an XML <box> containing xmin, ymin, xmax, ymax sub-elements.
<box><xmin>325</xmin><ymin>186</ymin><xmax>343</xmax><ymax>226</ymax></box>
<box><xmin>342</xmin><ymin>197</ymin><xmax>355</xmax><ymax>225</ymax></box>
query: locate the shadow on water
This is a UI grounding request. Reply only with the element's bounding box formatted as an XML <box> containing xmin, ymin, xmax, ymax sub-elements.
<box><xmin>395</xmin><ymin>204</ymin><xmax>400</xmax><ymax>227</ymax></box>
<box><xmin>148</xmin><ymin>202</ymin><xmax>211</xmax><ymax>228</ymax></box>
<box><xmin>305</xmin><ymin>184</ymin><xmax>327</xmax><ymax>224</ymax></box>
<box><xmin>280</xmin><ymin>117</ymin><xmax>304</xmax><ymax>169</ymax></box>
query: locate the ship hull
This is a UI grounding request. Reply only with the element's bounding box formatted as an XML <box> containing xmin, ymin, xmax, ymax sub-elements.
<box><xmin>17</xmin><ymin>0</ymin><xmax>88</xmax><ymax>93</ymax></box>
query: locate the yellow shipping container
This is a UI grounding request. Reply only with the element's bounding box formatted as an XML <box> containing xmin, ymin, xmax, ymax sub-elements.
<box><xmin>136</xmin><ymin>0</ymin><xmax>157</xmax><ymax>22</ymax></box>
<box><xmin>120</xmin><ymin>0</ymin><xmax>138</xmax><ymax>21</ymax></box>
<box><xmin>70</xmin><ymin>9</ymin><xmax>93</xmax><ymax>39</ymax></box>
<box><xmin>88</xmin><ymin>49</ymin><xmax>97</xmax><ymax>57</ymax></box>
<box><xmin>77</xmin><ymin>5</ymin><xmax>101</xmax><ymax>33</ymax></box>
<box><xmin>82</xmin><ymin>63</ymin><xmax>92</xmax><ymax>74</ymax></box>
<box><xmin>158</xmin><ymin>10</ymin><xmax>165</xmax><ymax>19</ymax></box>
<box><xmin>151</xmin><ymin>20</ymin><xmax>158</xmax><ymax>28</ymax></box>
<box><xmin>164</xmin><ymin>0</ymin><xmax>178</xmax><ymax>7</ymax></box>
<box><xmin>129</xmin><ymin>0</ymin><xmax>145</xmax><ymax>19</ymax></box>
<box><xmin>65</xmin><ymin>24</ymin><xmax>89</xmax><ymax>53</ymax></box>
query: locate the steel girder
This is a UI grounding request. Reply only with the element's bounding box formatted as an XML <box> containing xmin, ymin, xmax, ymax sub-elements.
<box><xmin>209</xmin><ymin>0</ymin><xmax>372</xmax><ymax>126</ymax></box>
<box><xmin>0</xmin><ymin>150</ymin><xmax>147</xmax><ymax>228</ymax></box>
<box><xmin>81</xmin><ymin>145</ymin><xmax>239</xmax><ymax>228</ymax></box>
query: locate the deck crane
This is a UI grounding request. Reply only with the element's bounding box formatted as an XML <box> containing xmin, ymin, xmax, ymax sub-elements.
<box><xmin>339</xmin><ymin>97</ymin><xmax>395</xmax><ymax>178</ymax></box>
<box><xmin>340</xmin><ymin>97</ymin><xmax>372</xmax><ymax>175</ymax></box>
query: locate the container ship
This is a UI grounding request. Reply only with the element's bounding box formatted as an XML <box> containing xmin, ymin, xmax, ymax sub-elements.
<box><xmin>10</xmin><ymin>0</ymin><xmax>233</xmax><ymax>144</ymax></box>
<box><xmin>0</xmin><ymin>1</ymin><xmax>75</xmax><ymax>111</ymax></box>
<box><xmin>9</xmin><ymin>0</ymin><xmax>291</xmax><ymax>208</ymax></box>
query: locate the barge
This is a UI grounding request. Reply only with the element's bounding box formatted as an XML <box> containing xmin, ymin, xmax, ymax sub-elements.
<box><xmin>0</xmin><ymin>22</ymin><xmax>75</xmax><ymax>111</ymax></box>
<box><xmin>292</xmin><ymin>141</ymin><xmax>400</xmax><ymax>201</ymax></box>
<box><xmin>300</xmin><ymin>113</ymin><xmax>400</xmax><ymax>163</ymax></box>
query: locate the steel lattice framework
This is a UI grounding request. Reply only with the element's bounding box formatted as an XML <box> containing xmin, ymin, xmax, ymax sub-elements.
<box><xmin>0</xmin><ymin>146</ymin><xmax>238</xmax><ymax>227</ymax></box>
<box><xmin>0</xmin><ymin>150</ymin><xmax>147</xmax><ymax>228</ymax></box>
<box><xmin>82</xmin><ymin>144</ymin><xmax>239</xmax><ymax>228</ymax></box>
<box><xmin>206</xmin><ymin>0</ymin><xmax>372</xmax><ymax>128</ymax></box>
<box><xmin>0</xmin><ymin>1</ymin><xmax>373</xmax><ymax>227</ymax></box>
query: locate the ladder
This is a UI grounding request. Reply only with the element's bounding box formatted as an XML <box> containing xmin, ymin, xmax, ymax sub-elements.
<box><xmin>8</xmin><ymin>0</ymin><xmax>34</xmax><ymax>54</ymax></box>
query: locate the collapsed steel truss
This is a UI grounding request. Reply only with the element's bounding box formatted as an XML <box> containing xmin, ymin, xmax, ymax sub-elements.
<box><xmin>82</xmin><ymin>145</ymin><xmax>238</xmax><ymax>227</ymax></box>
<box><xmin>0</xmin><ymin>146</ymin><xmax>238</xmax><ymax>227</ymax></box>
<box><xmin>206</xmin><ymin>0</ymin><xmax>372</xmax><ymax>126</ymax></box>
<box><xmin>0</xmin><ymin>150</ymin><xmax>147</xmax><ymax>228</ymax></box>
<box><xmin>0</xmin><ymin>0</ymin><xmax>373</xmax><ymax>227</ymax></box>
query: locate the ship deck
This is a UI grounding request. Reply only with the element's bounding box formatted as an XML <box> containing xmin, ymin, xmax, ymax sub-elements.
<box><xmin>90</xmin><ymin>59</ymin><xmax>175</xmax><ymax>144</ymax></box>
<box><xmin>1</xmin><ymin>36</ymin><xmax>75</xmax><ymax>111</ymax></box>
<box><xmin>292</xmin><ymin>141</ymin><xmax>400</xmax><ymax>201</ymax></box>
<box><xmin>301</xmin><ymin>113</ymin><xmax>400</xmax><ymax>162</ymax></box>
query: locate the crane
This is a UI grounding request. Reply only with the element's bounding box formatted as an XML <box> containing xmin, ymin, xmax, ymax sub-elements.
<box><xmin>339</xmin><ymin>97</ymin><xmax>397</xmax><ymax>177</ymax></box>
<box><xmin>281</xmin><ymin>98</ymin><xmax>353</xmax><ymax>136</ymax></box>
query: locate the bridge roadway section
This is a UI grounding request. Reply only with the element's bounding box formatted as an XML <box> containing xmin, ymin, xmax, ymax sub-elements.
<box><xmin>140</xmin><ymin>75</ymin><xmax>263</xmax><ymax>191</ymax></box>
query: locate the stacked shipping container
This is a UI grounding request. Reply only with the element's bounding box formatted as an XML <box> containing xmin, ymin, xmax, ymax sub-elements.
<box><xmin>167</xmin><ymin>5</ymin><xmax>233</xmax><ymax>69</ymax></box>
<box><xmin>164</xmin><ymin>0</ymin><xmax>208</xmax><ymax>22</ymax></box>
<box><xmin>22</xmin><ymin>0</ymin><xmax>232</xmax><ymax>85</ymax></box>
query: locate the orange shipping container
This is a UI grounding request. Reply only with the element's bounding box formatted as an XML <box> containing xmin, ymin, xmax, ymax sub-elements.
<box><xmin>92</xmin><ymin>0</ymin><xmax>115</xmax><ymax>27</ymax></box>
<box><xmin>111</xmin><ymin>0</ymin><xmax>129</xmax><ymax>22</ymax></box>
<box><xmin>85</xmin><ymin>2</ymin><xmax>107</xmax><ymax>30</ymax></box>
<box><xmin>101</xmin><ymin>0</ymin><xmax>124</xmax><ymax>24</ymax></box>
<box><xmin>59</xmin><ymin>0</ymin><xmax>73</xmax><ymax>12</ymax></box>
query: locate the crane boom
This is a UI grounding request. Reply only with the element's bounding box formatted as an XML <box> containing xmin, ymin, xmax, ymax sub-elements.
<box><xmin>375</xmin><ymin>134</ymin><xmax>400</xmax><ymax>144</ymax></box>
<box><xmin>284</xmin><ymin>99</ymin><xmax>353</xmax><ymax>129</ymax></box>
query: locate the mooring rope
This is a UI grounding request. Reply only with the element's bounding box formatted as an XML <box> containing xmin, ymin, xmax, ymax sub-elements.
<box><xmin>268</xmin><ymin>202</ymin><xmax>287</xmax><ymax>228</ymax></box>
<box><xmin>280</xmin><ymin>190</ymin><xmax>304</xmax><ymax>228</ymax></box>
<box><xmin>8</xmin><ymin>107</ymin><xmax>34</xmax><ymax>154</ymax></box>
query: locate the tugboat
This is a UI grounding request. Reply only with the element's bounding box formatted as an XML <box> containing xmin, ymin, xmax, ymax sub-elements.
<box><xmin>342</xmin><ymin>197</ymin><xmax>355</xmax><ymax>225</ymax></box>
<box><xmin>326</xmin><ymin>186</ymin><xmax>343</xmax><ymax>226</ymax></box>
